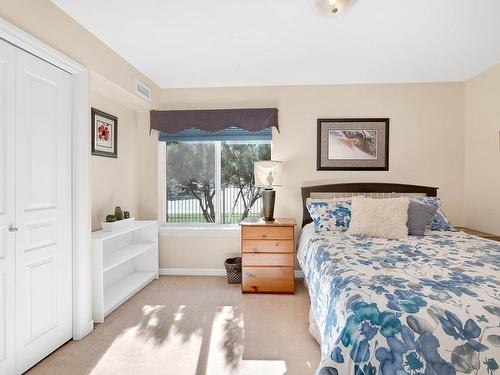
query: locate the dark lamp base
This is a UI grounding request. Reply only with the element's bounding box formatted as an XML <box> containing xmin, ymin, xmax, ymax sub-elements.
<box><xmin>262</xmin><ymin>189</ymin><xmax>276</xmax><ymax>221</ymax></box>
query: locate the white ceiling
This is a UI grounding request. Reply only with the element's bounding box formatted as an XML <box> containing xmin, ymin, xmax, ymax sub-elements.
<box><xmin>52</xmin><ymin>0</ymin><xmax>500</xmax><ymax>88</ymax></box>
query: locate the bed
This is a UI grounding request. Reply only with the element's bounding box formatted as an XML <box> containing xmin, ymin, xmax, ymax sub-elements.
<box><xmin>298</xmin><ymin>183</ymin><xmax>500</xmax><ymax>375</ymax></box>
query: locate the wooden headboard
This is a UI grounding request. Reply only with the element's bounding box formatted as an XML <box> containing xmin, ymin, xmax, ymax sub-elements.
<box><xmin>301</xmin><ymin>183</ymin><xmax>438</xmax><ymax>227</ymax></box>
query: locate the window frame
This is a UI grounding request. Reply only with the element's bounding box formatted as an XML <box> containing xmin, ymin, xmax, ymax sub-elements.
<box><xmin>159</xmin><ymin>138</ymin><xmax>271</xmax><ymax>234</ymax></box>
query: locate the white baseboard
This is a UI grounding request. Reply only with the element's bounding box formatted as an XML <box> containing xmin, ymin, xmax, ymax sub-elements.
<box><xmin>159</xmin><ymin>268</ymin><xmax>304</xmax><ymax>278</ymax></box>
<box><xmin>159</xmin><ymin>268</ymin><xmax>226</xmax><ymax>276</ymax></box>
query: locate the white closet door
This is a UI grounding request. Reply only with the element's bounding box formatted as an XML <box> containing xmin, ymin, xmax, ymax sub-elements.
<box><xmin>15</xmin><ymin>47</ymin><xmax>73</xmax><ymax>374</ymax></box>
<box><xmin>0</xmin><ymin>40</ymin><xmax>16</xmax><ymax>375</ymax></box>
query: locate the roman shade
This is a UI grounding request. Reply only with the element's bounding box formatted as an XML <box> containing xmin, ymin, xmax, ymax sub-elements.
<box><xmin>150</xmin><ymin>108</ymin><xmax>279</xmax><ymax>134</ymax></box>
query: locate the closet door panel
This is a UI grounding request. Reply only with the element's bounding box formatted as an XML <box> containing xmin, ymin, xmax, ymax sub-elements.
<box><xmin>20</xmin><ymin>71</ymin><xmax>59</xmax><ymax>212</ymax></box>
<box><xmin>0</xmin><ymin>40</ymin><xmax>16</xmax><ymax>375</ymax></box>
<box><xmin>15</xmin><ymin>47</ymin><xmax>73</xmax><ymax>374</ymax></box>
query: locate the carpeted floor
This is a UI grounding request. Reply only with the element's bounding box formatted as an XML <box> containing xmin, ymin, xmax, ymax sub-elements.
<box><xmin>27</xmin><ymin>276</ymin><xmax>320</xmax><ymax>375</ymax></box>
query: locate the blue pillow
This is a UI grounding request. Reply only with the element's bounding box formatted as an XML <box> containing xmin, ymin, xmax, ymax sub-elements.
<box><xmin>412</xmin><ymin>197</ymin><xmax>454</xmax><ymax>231</ymax></box>
<box><xmin>307</xmin><ymin>200</ymin><xmax>352</xmax><ymax>231</ymax></box>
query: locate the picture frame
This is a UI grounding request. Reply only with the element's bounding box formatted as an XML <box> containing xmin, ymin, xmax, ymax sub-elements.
<box><xmin>91</xmin><ymin>108</ymin><xmax>118</xmax><ymax>158</ymax></box>
<box><xmin>317</xmin><ymin>118</ymin><xmax>389</xmax><ymax>171</ymax></box>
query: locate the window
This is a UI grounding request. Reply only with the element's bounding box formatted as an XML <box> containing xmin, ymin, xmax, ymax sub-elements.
<box><xmin>162</xmin><ymin>128</ymin><xmax>271</xmax><ymax>224</ymax></box>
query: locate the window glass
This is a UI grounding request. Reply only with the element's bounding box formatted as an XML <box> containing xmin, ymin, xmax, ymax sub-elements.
<box><xmin>165</xmin><ymin>139</ymin><xmax>271</xmax><ymax>224</ymax></box>
<box><xmin>166</xmin><ymin>141</ymin><xmax>216</xmax><ymax>223</ymax></box>
<box><xmin>221</xmin><ymin>140</ymin><xmax>271</xmax><ymax>223</ymax></box>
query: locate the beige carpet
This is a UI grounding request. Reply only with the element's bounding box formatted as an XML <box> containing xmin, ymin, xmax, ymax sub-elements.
<box><xmin>27</xmin><ymin>276</ymin><xmax>320</xmax><ymax>375</ymax></box>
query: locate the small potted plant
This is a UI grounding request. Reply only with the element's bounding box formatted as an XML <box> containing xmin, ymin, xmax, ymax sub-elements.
<box><xmin>101</xmin><ymin>207</ymin><xmax>135</xmax><ymax>231</ymax></box>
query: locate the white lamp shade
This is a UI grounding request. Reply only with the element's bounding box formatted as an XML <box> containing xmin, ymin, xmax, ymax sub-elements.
<box><xmin>254</xmin><ymin>161</ymin><xmax>283</xmax><ymax>188</ymax></box>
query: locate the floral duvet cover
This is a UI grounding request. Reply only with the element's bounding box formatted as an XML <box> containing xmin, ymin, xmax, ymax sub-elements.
<box><xmin>297</xmin><ymin>224</ymin><xmax>500</xmax><ymax>375</ymax></box>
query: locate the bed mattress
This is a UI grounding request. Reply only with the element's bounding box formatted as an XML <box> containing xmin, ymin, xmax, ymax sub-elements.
<box><xmin>298</xmin><ymin>224</ymin><xmax>500</xmax><ymax>375</ymax></box>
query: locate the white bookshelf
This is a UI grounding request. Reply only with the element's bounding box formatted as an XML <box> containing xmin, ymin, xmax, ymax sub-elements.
<box><xmin>92</xmin><ymin>220</ymin><xmax>158</xmax><ymax>323</ymax></box>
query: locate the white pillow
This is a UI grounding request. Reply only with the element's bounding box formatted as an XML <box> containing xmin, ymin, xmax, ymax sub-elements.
<box><xmin>348</xmin><ymin>197</ymin><xmax>410</xmax><ymax>239</ymax></box>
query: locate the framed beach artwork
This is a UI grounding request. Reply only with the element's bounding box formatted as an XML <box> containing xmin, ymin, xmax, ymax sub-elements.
<box><xmin>91</xmin><ymin>108</ymin><xmax>118</xmax><ymax>158</ymax></box>
<box><xmin>317</xmin><ymin>118</ymin><xmax>389</xmax><ymax>170</ymax></box>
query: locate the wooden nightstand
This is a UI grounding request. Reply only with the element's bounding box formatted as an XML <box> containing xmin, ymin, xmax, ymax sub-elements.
<box><xmin>456</xmin><ymin>227</ymin><xmax>500</xmax><ymax>242</ymax></box>
<box><xmin>240</xmin><ymin>218</ymin><xmax>296</xmax><ymax>294</ymax></box>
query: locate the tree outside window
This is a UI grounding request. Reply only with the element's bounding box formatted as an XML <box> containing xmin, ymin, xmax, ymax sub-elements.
<box><xmin>166</xmin><ymin>139</ymin><xmax>271</xmax><ymax>223</ymax></box>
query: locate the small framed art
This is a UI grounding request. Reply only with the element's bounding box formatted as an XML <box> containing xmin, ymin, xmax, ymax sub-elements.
<box><xmin>317</xmin><ymin>118</ymin><xmax>389</xmax><ymax>171</ymax></box>
<box><xmin>91</xmin><ymin>108</ymin><xmax>118</xmax><ymax>158</ymax></box>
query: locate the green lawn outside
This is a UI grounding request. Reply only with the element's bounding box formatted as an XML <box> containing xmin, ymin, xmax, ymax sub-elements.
<box><xmin>167</xmin><ymin>212</ymin><xmax>261</xmax><ymax>224</ymax></box>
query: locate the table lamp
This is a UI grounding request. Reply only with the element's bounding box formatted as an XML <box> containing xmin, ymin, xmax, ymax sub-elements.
<box><xmin>254</xmin><ymin>161</ymin><xmax>283</xmax><ymax>221</ymax></box>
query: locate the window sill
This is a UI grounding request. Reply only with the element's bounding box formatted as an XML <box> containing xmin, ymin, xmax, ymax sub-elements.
<box><xmin>159</xmin><ymin>224</ymin><xmax>240</xmax><ymax>237</ymax></box>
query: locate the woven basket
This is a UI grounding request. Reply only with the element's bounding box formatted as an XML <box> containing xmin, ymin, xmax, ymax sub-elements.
<box><xmin>224</xmin><ymin>257</ymin><xmax>242</xmax><ymax>284</ymax></box>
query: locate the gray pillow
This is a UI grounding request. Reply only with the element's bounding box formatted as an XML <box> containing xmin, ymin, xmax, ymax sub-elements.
<box><xmin>407</xmin><ymin>201</ymin><xmax>438</xmax><ymax>236</ymax></box>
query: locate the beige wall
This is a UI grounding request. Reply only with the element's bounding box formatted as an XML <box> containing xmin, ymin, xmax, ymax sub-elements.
<box><xmin>465</xmin><ymin>63</ymin><xmax>500</xmax><ymax>235</ymax></box>
<box><xmin>90</xmin><ymin>92</ymin><xmax>141</xmax><ymax>231</ymax></box>
<box><xmin>159</xmin><ymin>236</ymin><xmax>240</xmax><ymax>270</ymax></box>
<box><xmin>90</xmin><ymin>95</ymin><xmax>159</xmax><ymax>232</ymax></box>
<box><xmin>157</xmin><ymin>83</ymin><xmax>466</xmax><ymax>270</ymax></box>
<box><xmin>4</xmin><ymin>1</ymin><xmax>490</xmax><ymax>267</ymax></box>
<box><xmin>0</xmin><ymin>0</ymin><xmax>159</xmax><ymax>103</ymax></box>
<box><xmin>136</xmin><ymin>114</ymin><xmax>160</xmax><ymax>221</ymax></box>
<box><xmin>0</xmin><ymin>1</ymin><xmax>159</xmax><ymax>231</ymax></box>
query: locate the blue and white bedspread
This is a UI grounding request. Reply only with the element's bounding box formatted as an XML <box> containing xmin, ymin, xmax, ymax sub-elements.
<box><xmin>298</xmin><ymin>224</ymin><xmax>500</xmax><ymax>375</ymax></box>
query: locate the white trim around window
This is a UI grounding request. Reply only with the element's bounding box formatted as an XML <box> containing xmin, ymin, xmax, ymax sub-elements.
<box><xmin>160</xmin><ymin>138</ymin><xmax>269</xmax><ymax>227</ymax></box>
<box><xmin>158</xmin><ymin>142</ymin><xmax>240</xmax><ymax>237</ymax></box>
<box><xmin>158</xmin><ymin>142</ymin><xmax>166</xmax><ymax>222</ymax></box>
<box><xmin>159</xmin><ymin>141</ymin><xmax>240</xmax><ymax>235</ymax></box>
<box><xmin>214</xmin><ymin>141</ymin><xmax>222</xmax><ymax>224</ymax></box>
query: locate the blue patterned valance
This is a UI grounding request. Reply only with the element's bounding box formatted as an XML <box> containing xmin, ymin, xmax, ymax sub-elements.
<box><xmin>159</xmin><ymin>126</ymin><xmax>272</xmax><ymax>142</ymax></box>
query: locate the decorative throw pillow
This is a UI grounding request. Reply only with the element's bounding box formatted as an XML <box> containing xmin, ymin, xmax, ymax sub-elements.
<box><xmin>349</xmin><ymin>197</ymin><xmax>410</xmax><ymax>239</ymax></box>
<box><xmin>407</xmin><ymin>201</ymin><xmax>438</xmax><ymax>236</ymax></box>
<box><xmin>412</xmin><ymin>197</ymin><xmax>454</xmax><ymax>231</ymax></box>
<box><xmin>306</xmin><ymin>199</ymin><xmax>352</xmax><ymax>231</ymax></box>
<box><xmin>305</xmin><ymin>197</ymin><xmax>350</xmax><ymax>205</ymax></box>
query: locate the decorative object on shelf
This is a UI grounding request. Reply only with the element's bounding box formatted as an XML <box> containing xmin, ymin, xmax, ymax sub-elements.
<box><xmin>224</xmin><ymin>257</ymin><xmax>242</xmax><ymax>285</ymax></box>
<box><xmin>254</xmin><ymin>160</ymin><xmax>283</xmax><ymax>221</ymax></box>
<box><xmin>312</xmin><ymin>0</ymin><xmax>357</xmax><ymax>16</ymax></box>
<box><xmin>101</xmin><ymin>217</ymin><xmax>136</xmax><ymax>232</ymax></box>
<box><xmin>105</xmin><ymin>214</ymin><xmax>117</xmax><ymax>223</ymax></box>
<box><xmin>91</xmin><ymin>108</ymin><xmax>118</xmax><ymax>158</ymax></box>
<box><xmin>317</xmin><ymin>118</ymin><xmax>389</xmax><ymax>171</ymax></box>
<box><xmin>124</xmin><ymin>211</ymin><xmax>130</xmax><ymax>219</ymax></box>
<box><xmin>114</xmin><ymin>206</ymin><xmax>124</xmax><ymax>221</ymax></box>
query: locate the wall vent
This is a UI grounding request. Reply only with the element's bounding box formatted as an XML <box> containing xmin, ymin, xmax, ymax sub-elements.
<box><xmin>135</xmin><ymin>79</ymin><xmax>152</xmax><ymax>102</ymax></box>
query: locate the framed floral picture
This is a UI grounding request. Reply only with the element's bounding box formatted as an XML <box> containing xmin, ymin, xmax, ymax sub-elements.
<box><xmin>91</xmin><ymin>108</ymin><xmax>118</xmax><ymax>158</ymax></box>
<box><xmin>317</xmin><ymin>118</ymin><xmax>389</xmax><ymax>170</ymax></box>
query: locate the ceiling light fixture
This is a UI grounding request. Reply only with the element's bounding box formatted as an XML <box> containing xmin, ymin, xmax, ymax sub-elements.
<box><xmin>312</xmin><ymin>0</ymin><xmax>357</xmax><ymax>16</ymax></box>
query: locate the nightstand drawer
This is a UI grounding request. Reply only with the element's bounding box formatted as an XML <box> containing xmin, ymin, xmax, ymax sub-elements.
<box><xmin>242</xmin><ymin>267</ymin><xmax>294</xmax><ymax>293</ymax></box>
<box><xmin>242</xmin><ymin>226</ymin><xmax>293</xmax><ymax>240</ymax></box>
<box><xmin>241</xmin><ymin>239</ymin><xmax>293</xmax><ymax>253</ymax></box>
<box><xmin>242</xmin><ymin>253</ymin><xmax>293</xmax><ymax>267</ymax></box>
